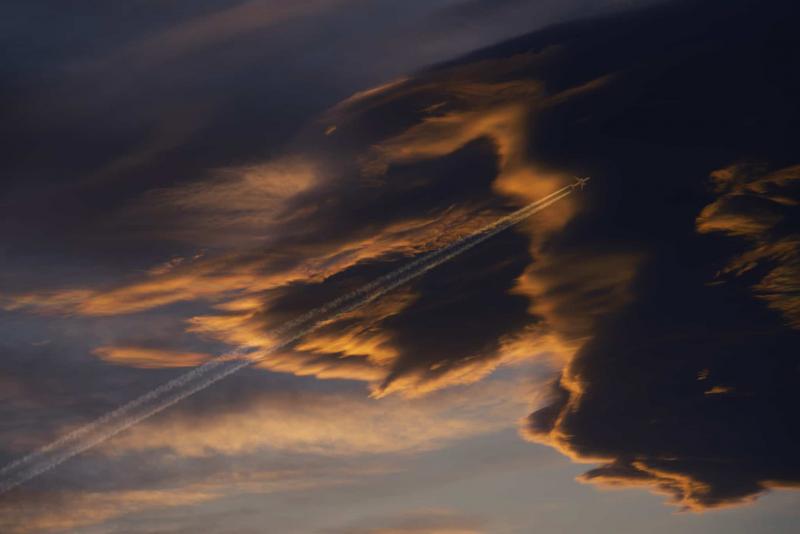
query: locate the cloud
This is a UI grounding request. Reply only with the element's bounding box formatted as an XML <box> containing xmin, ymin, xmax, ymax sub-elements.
<box><xmin>696</xmin><ymin>163</ymin><xmax>800</xmax><ymax>328</ymax></box>
<box><xmin>2</xmin><ymin>207</ymin><xmax>481</xmax><ymax>316</ymax></box>
<box><xmin>2</xmin><ymin>374</ymin><xmax>532</xmax><ymax>533</ymax></box>
<box><xmin>300</xmin><ymin>53</ymin><xmax>613</xmax><ymax>394</ymax></box>
<box><xmin>102</xmin><ymin>373</ymin><xmax>533</xmax><ymax>458</ymax></box>
<box><xmin>523</xmin><ymin>158</ymin><xmax>800</xmax><ymax>511</ymax></box>
<box><xmin>3</xmin><ymin>167</ymin><xmax>506</xmax><ymax>315</ymax></box>
<box><xmin>103</xmin><ymin>0</ymin><xmax>348</xmax><ymax>70</ymax></box>
<box><xmin>322</xmin><ymin>508</ymin><xmax>486</xmax><ymax>534</ymax></box>
<box><xmin>91</xmin><ymin>346</ymin><xmax>211</xmax><ymax>369</ymax></box>
<box><xmin>5</xmin><ymin>6</ymin><xmax>800</xmax><ymax>534</ymax></box>
<box><xmin>2</xmin><ymin>48</ymin><xmax>610</xmax><ymax>398</ymax></box>
<box><xmin>133</xmin><ymin>156</ymin><xmax>321</xmax><ymax>246</ymax></box>
<box><xmin>513</xmin><ymin>249</ymin><xmax>641</xmax><ymax>343</ymax></box>
<box><xmin>0</xmin><ymin>461</ymin><xmax>389</xmax><ymax>534</ymax></box>
<box><xmin>479</xmin><ymin>0</ymin><xmax>800</xmax><ymax>512</ymax></box>
<box><xmin>0</xmin><ymin>487</ymin><xmax>216</xmax><ymax>534</ymax></box>
<box><xmin>5</xmin><ymin>1</ymin><xmax>799</xmax><ymax>520</ymax></box>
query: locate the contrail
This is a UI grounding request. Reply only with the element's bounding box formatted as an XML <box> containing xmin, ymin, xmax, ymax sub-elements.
<box><xmin>0</xmin><ymin>183</ymin><xmax>578</xmax><ymax>493</ymax></box>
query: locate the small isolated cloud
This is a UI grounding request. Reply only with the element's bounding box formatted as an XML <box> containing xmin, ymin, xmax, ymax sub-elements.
<box><xmin>92</xmin><ymin>346</ymin><xmax>211</xmax><ymax>369</ymax></box>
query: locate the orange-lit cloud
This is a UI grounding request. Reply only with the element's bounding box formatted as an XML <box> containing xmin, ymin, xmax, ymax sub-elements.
<box><xmin>0</xmin><ymin>463</ymin><xmax>389</xmax><ymax>534</ymax></box>
<box><xmin>327</xmin><ymin>508</ymin><xmax>486</xmax><ymax>534</ymax></box>
<box><xmin>514</xmin><ymin>250</ymin><xmax>641</xmax><ymax>343</ymax></box>
<box><xmin>3</xmin><ymin>52</ymin><xmax>613</xmax><ymax>401</ymax></box>
<box><xmin>576</xmin><ymin>463</ymin><xmax>800</xmax><ymax>513</ymax></box>
<box><xmin>137</xmin><ymin>156</ymin><xmax>321</xmax><ymax>245</ymax></box>
<box><xmin>2</xmin><ymin>357</ymin><xmax>538</xmax><ymax>532</ymax></box>
<box><xmin>314</xmin><ymin>55</ymin><xmax>617</xmax><ymax>393</ymax></box>
<box><xmin>517</xmin><ymin>163</ymin><xmax>800</xmax><ymax>511</ymax></box>
<box><xmin>522</xmin><ymin>400</ymin><xmax>781</xmax><ymax>512</ymax></box>
<box><xmin>697</xmin><ymin>163</ymin><xmax>800</xmax><ymax>328</ymax></box>
<box><xmin>346</xmin><ymin>52</ymin><xmax>606</xmax><ymax>211</ymax></box>
<box><xmin>2</xmin><ymin>205</ymin><xmax>489</xmax><ymax>317</ymax></box>
<box><xmin>0</xmin><ymin>374</ymin><xmax>531</xmax><ymax>532</ymax></box>
<box><xmin>576</xmin><ymin>460</ymin><xmax>758</xmax><ymax>512</ymax></box>
<box><xmin>0</xmin><ymin>487</ymin><xmax>216</xmax><ymax>534</ymax></box>
<box><xmin>92</xmin><ymin>346</ymin><xmax>211</xmax><ymax>369</ymax></box>
<box><xmin>4</xmin><ymin>0</ymin><xmax>798</xmax><ymax>528</ymax></box>
<box><xmin>103</xmin><ymin>373</ymin><xmax>533</xmax><ymax>458</ymax></box>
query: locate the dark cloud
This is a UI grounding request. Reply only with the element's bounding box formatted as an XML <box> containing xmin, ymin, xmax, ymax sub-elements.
<box><xmin>0</xmin><ymin>0</ymin><xmax>640</xmax><ymax>284</ymax></box>
<box><xmin>502</xmin><ymin>0</ymin><xmax>800</xmax><ymax>510</ymax></box>
<box><xmin>697</xmin><ymin>163</ymin><xmax>800</xmax><ymax>328</ymax></box>
<box><xmin>4</xmin><ymin>41</ymin><xmax>595</xmax><ymax>397</ymax></box>
<box><xmin>1</xmin><ymin>0</ymin><xmax>799</xmax><ymax>527</ymax></box>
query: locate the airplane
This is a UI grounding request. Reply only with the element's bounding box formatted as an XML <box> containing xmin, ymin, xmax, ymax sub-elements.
<box><xmin>571</xmin><ymin>176</ymin><xmax>591</xmax><ymax>191</ymax></box>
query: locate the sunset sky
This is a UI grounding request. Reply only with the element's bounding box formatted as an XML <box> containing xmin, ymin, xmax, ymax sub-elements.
<box><xmin>1</xmin><ymin>1</ymin><xmax>798</xmax><ymax>532</ymax></box>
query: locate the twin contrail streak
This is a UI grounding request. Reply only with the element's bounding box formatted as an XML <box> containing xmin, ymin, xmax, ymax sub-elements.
<box><xmin>0</xmin><ymin>183</ymin><xmax>576</xmax><ymax>494</ymax></box>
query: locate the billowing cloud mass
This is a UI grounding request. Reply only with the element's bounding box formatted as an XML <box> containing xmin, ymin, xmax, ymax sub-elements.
<box><xmin>518</xmin><ymin>0</ymin><xmax>800</xmax><ymax>509</ymax></box>
<box><xmin>3</xmin><ymin>45</ymin><xmax>610</xmax><ymax>398</ymax></box>
<box><xmin>1</xmin><ymin>0</ymin><xmax>799</xmax><ymax>530</ymax></box>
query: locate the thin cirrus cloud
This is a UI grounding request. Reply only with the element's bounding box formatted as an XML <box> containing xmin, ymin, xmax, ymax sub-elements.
<box><xmin>100</xmin><ymin>372</ymin><xmax>534</xmax><ymax>458</ymax></box>
<box><xmin>321</xmin><ymin>508</ymin><xmax>486</xmax><ymax>534</ymax></box>
<box><xmin>0</xmin><ymin>461</ymin><xmax>393</xmax><ymax>534</ymax></box>
<box><xmin>0</xmin><ymin>487</ymin><xmax>217</xmax><ymax>534</ymax></box>
<box><xmin>135</xmin><ymin>156</ymin><xmax>321</xmax><ymax>245</ymax></box>
<box><xmin>2</xmin><ymin>374</ymin><xmax>535</xmax><ymax>532</ymax></box>
<box><xmin>113</xmin><ymin>0</ymin><xmax>349</xmax><ymax>68</ymax></box>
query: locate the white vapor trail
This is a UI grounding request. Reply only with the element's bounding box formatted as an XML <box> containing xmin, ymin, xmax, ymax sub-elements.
<box><xmin>0</xmin><ymin>184</ymin><xmax>575</xmax><ymax>493</ymax></box>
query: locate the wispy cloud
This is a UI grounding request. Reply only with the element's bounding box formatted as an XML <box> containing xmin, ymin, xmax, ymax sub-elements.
<box><xmin>101</xmin><ymin>0</ymin><xmax>350</xmax><ymax>70</ymax></box>
<box><xmin>322</xmin><ymin>508</ymin><xmax>486</xmax><ymax>534</ymax></box>
<box><xmin>92</xmin><ymin>346</ymin><xmax>211</xmax><ymax>369</ymax></box>
<box><xmin>104</xmin><ymin>375</ymin><xmax>532</xmax><ymax>458</ymax></box>
<box><xmin>0</xmin><ymin>186</ymin><xmax>571</xmax><ymax>494</ymax></box>
<box><xmin>697</xmin><ymin>163</ymin><xmax>800</xmax><ymax>328</ymax></box>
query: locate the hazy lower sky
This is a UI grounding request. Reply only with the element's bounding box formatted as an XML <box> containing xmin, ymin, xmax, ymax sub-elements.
<box><xmin>1</xmin><ymin>1</ymin><xmax>798</xmax><ymax>532</ymax></box>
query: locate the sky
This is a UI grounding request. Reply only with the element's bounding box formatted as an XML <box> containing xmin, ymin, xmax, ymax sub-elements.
<box><xmin>1</xmin><ymin>0</ymin><xmax>799</xmax><ymax>532</ymax></box>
